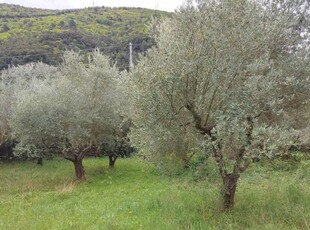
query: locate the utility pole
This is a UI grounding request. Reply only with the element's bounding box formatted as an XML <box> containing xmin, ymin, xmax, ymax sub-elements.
<box><xmin>129</xmin><ymin>42</ymin><xmax>133</xmax><ymax>69</ymax></box>
<box><xmin>155</xmin><ymin>0</ymin><xmax>159</xmax><ymax>10</ymax></box>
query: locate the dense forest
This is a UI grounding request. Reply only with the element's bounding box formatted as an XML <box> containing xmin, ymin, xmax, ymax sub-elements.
<box><xmin>0</xmin><ymin>4</ymin><xmax>169</xmax><ymax>70</ymax></box>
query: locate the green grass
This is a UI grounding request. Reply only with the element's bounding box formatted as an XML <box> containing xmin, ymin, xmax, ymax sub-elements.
<box><xmin>0</xmin><ymin>158</ymin><xmax>309</xmax><ymax>229</ymax></box>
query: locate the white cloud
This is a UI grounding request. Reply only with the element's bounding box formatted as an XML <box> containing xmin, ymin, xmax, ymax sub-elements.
<box><xmin>0</xmin><ymin>0</ymin><xmax>184</xmax><ymax>12</ymax></box>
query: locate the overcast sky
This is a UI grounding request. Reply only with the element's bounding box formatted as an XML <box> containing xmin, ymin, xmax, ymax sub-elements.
<box><xmin>0</xmin><ymin>0</ymin><xmax>185</xmax><ymax>12</ymax></box>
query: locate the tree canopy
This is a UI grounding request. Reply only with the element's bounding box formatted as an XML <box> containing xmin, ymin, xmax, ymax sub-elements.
<box><xmin>0</xmin><ymin>63</ymin><xmax>58</xmax><ymax>158</ymax></box>
<box><xmin>10</xmin><ymin>50</ymin><xmax>127</xmax><ymax>179</ymax></box>
<box><xmin>130</xmin><ymin>0</ymin><xmax>310</xmax><ymax>210</ymax></box>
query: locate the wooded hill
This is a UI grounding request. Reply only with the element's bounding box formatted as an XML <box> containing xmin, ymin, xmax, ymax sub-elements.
<box><xmin>0</xmin><ymin>4</ymin><xmax>169</xmax><ymax>70</ymax></box>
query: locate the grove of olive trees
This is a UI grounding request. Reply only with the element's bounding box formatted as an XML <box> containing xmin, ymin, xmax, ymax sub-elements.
<box><xmin>0</xmin><ymin>0</ymin><xmax>310</xmax><ymax>213</ymax></box>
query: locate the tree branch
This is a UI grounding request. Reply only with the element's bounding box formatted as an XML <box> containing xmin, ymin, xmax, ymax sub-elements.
<box><xmin>78</xmin><ymin>145</ymin><xmax>93</xmax><ymax>160</ymax></box>
<box><xmin>186</xmin><ymin>103</ymin><xmax>214</xmax><ymax>137</ymax></box>
<box><xmin>63</xmin><ymin>154</ymin><xmax>75</xmax><ymax>162</ymax></box>
<box><xmin>233</xmin><ymin>115</ymin><xmax>254</xmax><ymax>174</ymax></box>
<box><xmin>212</xmin><ymin>144</ymin><xmax>227</xmax><ymax>177</ymax></box>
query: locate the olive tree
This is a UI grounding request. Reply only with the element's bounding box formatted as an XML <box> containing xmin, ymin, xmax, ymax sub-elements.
<box><xmin>0</xmin><ymin>63</ymin><xmax>58</xmax><ymax>160</ymax></box>
<box><xmin>101</xmin><ymin>119</ymin><xmax>133</xmax><ymax>168</ymax></box>
<box><xmin>11</xmin><ymin>50</ymin><xmax>124</xmax><ymax>179</ymax></box>
<box><xmin>0</xmin><ymin>76</ymin><xmax>14</xmax><ymax>151</ymax></box>
<box><xmin>130</xmin><ymin>0</ymin><xmax>310</xmax><ymax>210</ymax></box>
<box><xmin>101</xmin><ymin>71</ymin><xmax>133</xmax><ymax>168</ymax></box>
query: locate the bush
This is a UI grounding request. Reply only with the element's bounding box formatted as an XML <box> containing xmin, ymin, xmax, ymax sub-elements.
<box><xmin>187</xmin><ymin>152</ymin><xmax>219</xmax><ymax>183</ymax></box>
<box><xmin>260</xmin><ymin>152</ymin><xmax>310</xmax><ymax>171</ymax></box>
<box><xmin>155</xmin><ymin>153</ymin><xmax>186</xmax><ymax>177</ymax></box>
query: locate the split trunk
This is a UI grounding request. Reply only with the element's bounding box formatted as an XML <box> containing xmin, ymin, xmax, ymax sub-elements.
<box><xmin>109</xmin><ymin>155</ymin><xmax>117</xmax><ymax>168</ymax></box>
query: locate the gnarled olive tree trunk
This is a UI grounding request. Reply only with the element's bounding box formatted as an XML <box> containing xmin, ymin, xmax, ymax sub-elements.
<box><xmin>73</xmin><ymin>157</ymin><xmax>85</xmax><ymax>180</ymax></box>
<box><xmin>108</xmin><ymin>154</ymin><xmax>118</xmax><ymax>168</ymax></box>
<box><xmin>221</xmin><ymin>173</ymin><xmax>240</xmax><ymax>210</ymax></box>
<box><xmin>64</xmin><ymin>146</ymin><xmax>92</xmax><ymax>180</ymax></box>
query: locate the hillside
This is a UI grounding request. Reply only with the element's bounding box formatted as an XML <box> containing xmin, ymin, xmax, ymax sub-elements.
<box><xmin>0</xmin><ymin>4</ymin><xmax>169</xmax><ymax>70</ymax></box>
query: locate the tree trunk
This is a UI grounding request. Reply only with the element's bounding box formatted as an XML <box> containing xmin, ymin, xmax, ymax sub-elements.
<box><xmin>37</xmin><ymin>157</ymin><xmax>43</xmax><ymax>166</ymax></box>
<box><xmin>73</xmin><ymin>158</ymin><xmax>85</xmax><ymax>180</ymax></box>
<box><xmin>221</xmin><ymin>173</ymin><xmax>240</xmax><ymax>211</ymax></box>
<box><xmin>182</xmin><ymin>157</ymin><xmax>190</xmax><ymax>169</ymax></box>
<box><xmin>109</xmin><ymin>155</ymin><xmax>117</xmax><ymax>168</ymax></box>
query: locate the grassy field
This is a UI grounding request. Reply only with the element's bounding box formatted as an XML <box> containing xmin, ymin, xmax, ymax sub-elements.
<box><xmin>0</xmin><ymin>158</ymin><xmax>309</xmax><ymax>229</ymax></box>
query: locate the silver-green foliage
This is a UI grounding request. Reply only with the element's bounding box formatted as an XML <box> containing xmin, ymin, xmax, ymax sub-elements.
<box><xmin>11</xmin><ymin>50</ymin><xmax>124</xmax><ymax>159</ymax></box>
<box><xmin>0</xmin><ymin>63</ymin><xmax>58</xmax><ymax>147</ymax></box>
<box><xmin>130</xmin><ymin>0</ymin><xmax>310</xmax><ymax>209</ymax></box>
